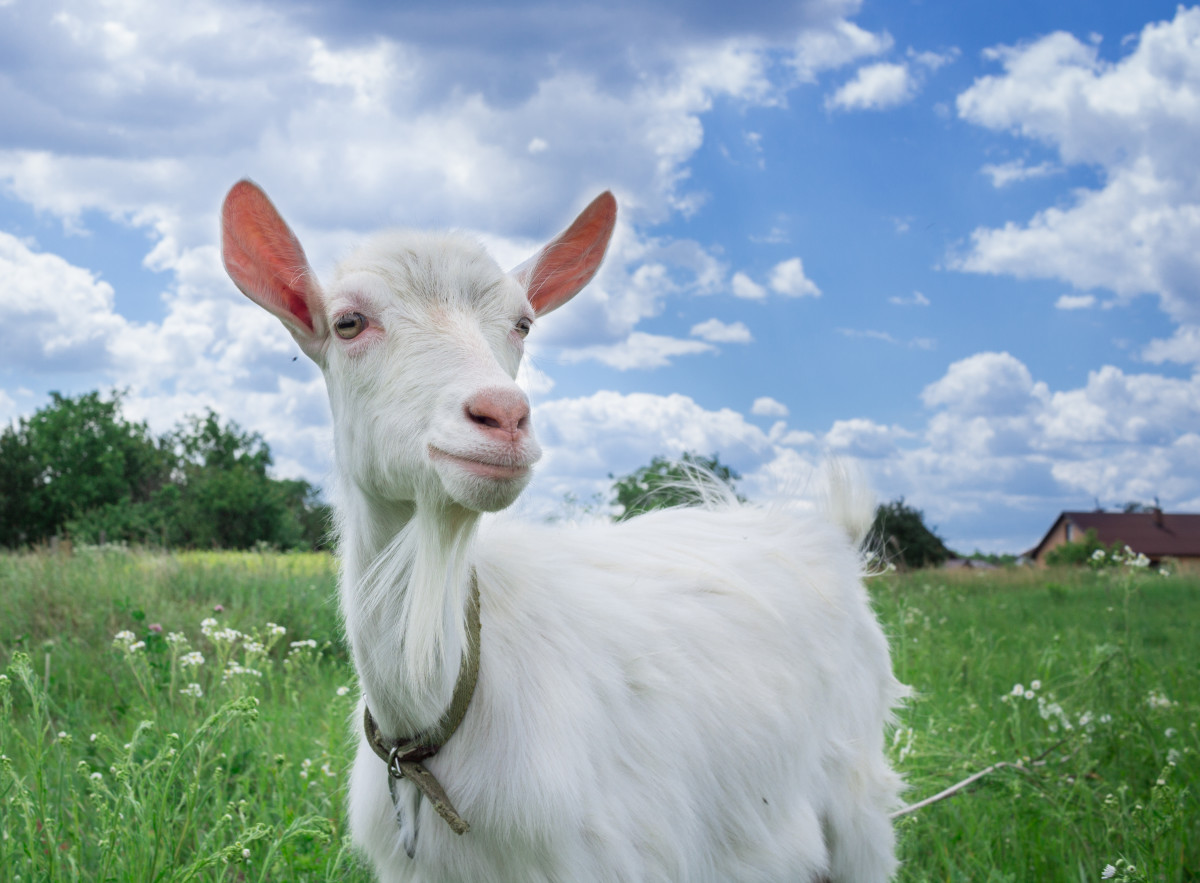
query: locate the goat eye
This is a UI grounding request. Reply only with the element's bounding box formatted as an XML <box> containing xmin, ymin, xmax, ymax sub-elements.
<box><xmin>334</xmin><ymin>312</ymin><xmax>367</xmax><ymax>340</ymax></box>
<box><xmin>515</xmin><ymin>317</ymin><xmax>532</xmax><ymax>338</ymax></box>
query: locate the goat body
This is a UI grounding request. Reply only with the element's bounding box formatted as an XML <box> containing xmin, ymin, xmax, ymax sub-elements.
<box><xmin>222</xmin><ymin>180</ymin><xmax>905</xmax><ymax>882</ymax></box>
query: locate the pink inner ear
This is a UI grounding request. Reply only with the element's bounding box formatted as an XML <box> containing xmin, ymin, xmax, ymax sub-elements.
<box><xmin>221</xmin><ymin>180</ymin><xmax>316</xmax><ymax>333</ymax></box>
<box><xmin>526</xmin><ymin>191</ymin><xmax>617</xmax><ymax>316</ymax></box>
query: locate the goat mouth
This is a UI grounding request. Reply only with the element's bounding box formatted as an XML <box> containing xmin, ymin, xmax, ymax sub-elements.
<box><xmin>429</xmin><ymin>446</ymin><xmax>532</xmax><ymax>481</ymax></box>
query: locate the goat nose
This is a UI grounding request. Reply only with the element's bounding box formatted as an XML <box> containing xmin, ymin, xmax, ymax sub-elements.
<box><xmin>465</xmin><ymin>388</ymin><xmax>532</xmax><ymax>441</ymax></box>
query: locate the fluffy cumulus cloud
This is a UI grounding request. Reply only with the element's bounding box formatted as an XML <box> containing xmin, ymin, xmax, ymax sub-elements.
<box><xmin>921</xmin><ymin>351</ymin><xmax>1046</xmax><ymax>417</ymax></box>
<box><xmin>731</xmin><ymin>271</ymin><xmax>768</xmax><ymax>300</ymax></box>
<box><xmin>872</xmin><ymin>351</ymin><xmax>1200</xmax><ymax>548</ymax></box>
<box><xmin>768</xmin><ymin>257</ymin><xmax>822</xmax><ymax>297</ymax></box>
<box><xmin>953</xmin><ymin>7</ymin><xmax>1200</xmax><ymax>324</ymax></box>
<box><xmin>824</xmin><ymin>47</ymin><xmax>955</xmax><ymax>112</ymax></box>
<box><xmin>1055</xmin><ymin>293</ymin><xmax>1096</xmax><ymax>310</ymax></box>
<box><xmin>526</xmin><ymin>347</ymin><xmax>1200</xmax><ymax>547</ymax></box>
<box><xmin>689</xmin><ymin>318</ymin><xmax>753</xmax><ymax>343</ymax></box>
<box><xmin>1143</xmin><ymin>324</ymin><xmax>1200</xmax><ymax>365</ymax></box>
<box><xmin>0</xmin><ymin>232</ymin><xmax>130</xmax><ymax>370</ymax></box>
<box><xmin>751</xmin><ymin>396</ymin><xmax>788</xmax><ymax>417</ymax></box>
<box><xmin>825</xmin><ymin>61</ymin><xmax>915</xmax><ymax>111</ymax></box>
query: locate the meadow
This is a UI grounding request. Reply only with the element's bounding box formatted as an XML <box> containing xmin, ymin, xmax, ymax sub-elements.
<box><xmin>0</xmin><ymin>547</ymin><xmax>1195</xmax><ymax>881</ymax></box>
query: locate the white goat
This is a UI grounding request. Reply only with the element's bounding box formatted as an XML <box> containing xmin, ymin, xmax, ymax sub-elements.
<box><xmin>221</xmin><ymin>180</ymin><xmax>905</xmax><ymax>883</ymax></box>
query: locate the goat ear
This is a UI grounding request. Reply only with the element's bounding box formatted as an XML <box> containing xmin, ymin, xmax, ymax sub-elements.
<box><xmin>221</xmin><ymin>179</ymin><xmax>327</xmax><ymax>361</ymax></box>
<box><xmin>513</xmin><ymin>191</ymin><xmax>616</xmax><ymax>316</ymax></box>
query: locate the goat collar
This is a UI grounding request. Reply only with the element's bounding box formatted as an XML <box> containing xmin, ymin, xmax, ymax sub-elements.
<box><xmin>362</xmin><ymin>569</ymin><xmax>481</xmax><ymax>836</ymax></box>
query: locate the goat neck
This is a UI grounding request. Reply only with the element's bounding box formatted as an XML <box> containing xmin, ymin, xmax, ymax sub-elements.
<box><xmin>337</xmin><ymin>483</ymin><xmax>480</xmax><ymax>741</ymax></box>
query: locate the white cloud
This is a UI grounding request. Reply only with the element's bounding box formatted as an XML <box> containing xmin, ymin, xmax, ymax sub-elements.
<box><xmin>824</xmin><ymin>418</ymin><xmax>908</xmax><ymax>458</ymax></box>
<box><xmin>768</xmin><ymin>257</ymin><xmax>821</xmax><ymax>297</ymax></box>
<box><xmin>731</xmin><ymin>271</ymin><xmax>767</xmax><ymax>300</ymax></box>
<box><xmin>531</xmin><ymin>390</ymin><xmax>774</xmax><ymax>489</ymax></box>
<box><xmin>0</xmin><ymin>232</ymin><xmax>131</xmax><ymax>370</ymax></box>
<box><xmin>557</xmin><ymin>332</ymin><xmax>716</xmax><ymax>370</ymax></box>
<box><xmin>954</xmin><ymin>7</ymin><xmax>1200</xmax><ymax>324</ymax></box>
<box><xmin>981</xmin><ymin>159</ymin><xmax>1059</xmax><ymax>188</ymax></box>
<box><xmin>1055</xmin><ymin>293</ymin><xmax>1096</xmax><ymax>310</ymax></box>
<box><xmin>908</xmin><ymin>47</ymin><xmax>959</xmax><ymax>71</ymax></box>
<box><xmin>790</xmin><ymin>20</ymin><xmax>893</xmax><ymax>82</ymax></box>
<box><xmin>1143</xmin><ymin>325</ymin><xmax>1200</xmax><ymax>365</ymax></box>
<box><xmin>690</xmin><ymin>318</ymin><xmax>753</xmax><ymax>343</ymax></box>
<box><xmin>825</xmin><ymin>61</ymin><xmax>915</xmax><ymax>111</ymax></box>
<box><xmin>889</xmin><ymin>291</ymin><xmax>930</xmax><ymax>306</ymax></box>
<box><xmin>840</xmin><ymin>328</ymin><xmax>899</xmax><ymax>345</ymax></box>
<box><xmin>838</xmin><ymin>328</ymin><xmax>933</xmax><ymax>349</ymax></box>
<box><xmin>751</xmin><ymin>396</ymin><xmax>789</xmax><ymax>417</ymax></box>
<box><xmin>922</xmin><ymin>351</ymin><xmax>1047</xmax><ymax>416</ymax></box>
<box><xmin>519</xmin><ymin>349</ymin><xmax>1200</xmax><ymax>552</ymax></box>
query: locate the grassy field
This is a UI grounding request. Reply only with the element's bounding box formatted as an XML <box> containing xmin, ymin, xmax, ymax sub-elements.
<box><xmin>1</xmin><ymin>547</ymin><xmax>1196</xmax><ymax>881</ymax></box>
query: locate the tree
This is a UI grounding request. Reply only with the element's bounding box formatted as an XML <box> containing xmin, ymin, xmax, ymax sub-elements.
<box><xmin>163</xmin><ymin>410</ymin><xmax>314</xmax><ymax>550</ymax></box>
<box><xmin>0</xmin><ymin>391</ymin><xmax>169</xmax><ymax>547</ymax></box>
<box><xmin>610</xmin><ymin>452</ymin><xmax>744</xmax><ymax>522</ymax></box>
<box><xmin>1</xmin><ymin>392</ymin><xmax>332</xmax><ymax>550</ymax></box>
<box><xmin>870</xmin><ymin>498</ymin><xmax>953</xmax><ymax>569</ymax></box>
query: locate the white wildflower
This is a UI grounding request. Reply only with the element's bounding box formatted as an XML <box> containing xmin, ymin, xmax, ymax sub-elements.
<box><xmin>1030</xmin><ymin>680</ymin><xmax>1041</xmax><ymax>691</ymax></box>
<box><xmin>1101</xmin><ymin>865</ymin><xmax>1116</xmax><ymax>879</ymax></box>
<box><xmin>180</xmin><ymin>651</ymin><xmax>205</xmax><ymax>668</ymax></box>
<box><xmin>180</xmin><ymin>683</ymin><xmax>203</xmax><ymax>699</ymax></box>
<box><xmin>1011</xmin><ymin>683</ymin><xmax>1024</xmax><ymax>697</ymax></box>
<box><xmin>336</xmin><ymin>686</ymin><xmax>350</xmax><ymax>696</ymax></box>
<box><xmin>209</xmin><ymin>627</ymin><xmax>242</xmax><ymax>644</ymax></box>
<box><xmin>266</xmin><ymin>623</ymin><xmax>286</xmax><ymax>637</ymax></box>
<box><xmin>1147</xmin><ymin>690</ymin><xmax>1174</xmax><ymax>709</ymax></box>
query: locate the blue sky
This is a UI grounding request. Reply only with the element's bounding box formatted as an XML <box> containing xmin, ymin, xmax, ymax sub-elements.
<box><xmin>2</xmin><ymin>0</ymin><xmax>1198</xmax><ymax>553</ymax></box>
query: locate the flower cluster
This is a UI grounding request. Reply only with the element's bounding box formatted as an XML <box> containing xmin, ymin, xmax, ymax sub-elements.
<box><xmin>1090</xmin><ymin>545</ymin><xmax>1151</xmax><ymax>569</ymax></box>
<box><xmin>201</xmin><ymin>618</ymin><xmax>243</xmax><ymax>644</ymax></box>
<box><xmin>1001</xmin><ymin>679</ymin><xmax>1041</xmax><ymax>702</ymax></box>
<box><xmin>112</xmin><ymin>631</ymin><xmax>146</xmax><ymax>653</ymax></box>
<box><xmin>1146</xmin><ymin>689</ymin><xmax>1176</xmax><ymax>710</ymax></box>
<box><xmin>1002</xmin><ymin>678</ymin><xmax>1113</xmax><ymax>737</ymax></box>
<box><xmin>223</xmin><ymin>660</ymin><xmax>263</xmax><ymax>682</ymax></box>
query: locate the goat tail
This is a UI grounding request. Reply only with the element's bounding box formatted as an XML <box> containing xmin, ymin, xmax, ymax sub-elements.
<box><xmin>819</xmin><ymin>459</ymin><xmax>876</xmax><ymax>549</ymax></box>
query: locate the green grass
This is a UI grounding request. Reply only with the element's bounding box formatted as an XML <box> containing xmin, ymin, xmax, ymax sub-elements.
<box><xmin>1</xmin><ymin>549</ymin><xmax>1196</xmax><ymax>881</ymax></box>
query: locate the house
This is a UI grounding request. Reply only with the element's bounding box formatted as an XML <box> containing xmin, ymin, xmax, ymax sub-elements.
<box><xmin>1028</xmin><ymin>509</ymin><xmax>1200</xmax><ymax>571</ymax></box>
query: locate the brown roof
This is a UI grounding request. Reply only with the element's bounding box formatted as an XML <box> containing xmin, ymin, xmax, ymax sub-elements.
<box><xmin>1031</xmin><ymin>511</ymin><xmax>1200</xmax><ymax>560</ymax></box>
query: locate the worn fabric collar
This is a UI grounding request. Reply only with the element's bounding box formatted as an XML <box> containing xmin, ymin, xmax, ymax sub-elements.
<box><xmin>363</xmin><ymin>569</ymin><xmax>481</xmax><ymax>835</ymax></box>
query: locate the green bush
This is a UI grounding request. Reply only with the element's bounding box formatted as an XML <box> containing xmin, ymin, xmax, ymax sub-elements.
<box><xmin>1</xmin><ymin>392</ymin><xmax>331</xmax><ymax>551</ymax></box>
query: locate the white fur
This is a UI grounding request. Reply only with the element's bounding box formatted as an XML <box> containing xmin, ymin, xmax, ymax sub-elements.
<box><xmin>221</xmin><ymin>183</ymin><xmax>905</xmax><ymax>882</ymax></box>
